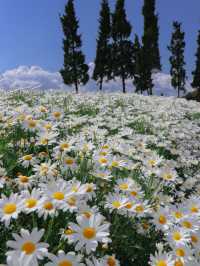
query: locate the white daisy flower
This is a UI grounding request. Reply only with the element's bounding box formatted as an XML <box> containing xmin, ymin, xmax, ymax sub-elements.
<box><xmin>19</xmin><ymin>154</ymin><xmax>38</xmax><ymax>168</ymax></box>
<box><xmin>149</xmin><ymin>244</ymin><xmax>174</xmax><ymax>266</ymax></box>
<box><xmin>37</xmin><ymin>198</ymin><xmax>57</xmax><ymax>220</ymax></box>
<box><xmin>152</xmin><ymin>207</ymin><xmax>172</xmax><ymax>231</ymax></box>
<box><xmin>6</xmin><ymin>228</ymin><xmax>49</xmax><ymax>266</ymax></box>
<box><xmin>69</xmin><ymin>214</ymin><xmax>111</xmax><ymax>254</ymax></box>
<box><xmin>166</xmin><ymin>226</ymin><xmax>190</xmax><ymax>247</ymax></box>
<box><xmin>62</xmin><ymin>156</ymin><xmax>77</xmax><ymax>171</ymax></box>
<box><xmin>15</xmin><ymin>175</ymin><xmax>34</xmax><ymax>190</ymax></box>
<box><xmin>45</xmin><ymin>250</ymin><xmax>84</xmax><ymax>266</ymax></box>
<box><xmin>0</xmin><ymin>193</ymin><xmax>24</xmax><ymax>227</ymax></box>
<box><xmin>105</xmin><ymin>193</ymin><xmax>129</xmax><ymax>212</ymax></box>
<box><xmin>21</xmin><ymin>188</ymin><xmax>43</xmax><ymax>214</ymax></box>
<box><xmin>41</xmin><ymin>179</ymin><xmax>71</xmax><ymax>209</ymax></box>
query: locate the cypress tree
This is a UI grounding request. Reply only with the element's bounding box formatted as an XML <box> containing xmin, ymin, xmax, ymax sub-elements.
<box><xmin>60</xmin><ymin>0</ymin><xmax>89</xmax><ymax>93</ymax></box>
<box><xmin>93</xmin><ymin>0</ymin><xmax>111</xmax><ymax>91</ymax></box>
<box><xmin>133</xmin><ymin>35</ymin><xmax>143</xmax><ymax>94</ymax></box>
<box><xmin>133</xmin><ymin>35</ymin><xmax>153</xmax><ymax>95</ymax></box>
<box><xmin>142</xmin><ymin>0</ymin><xmax>161</xmax><ymax>71</ymax></box>
<box><xmin>191</xmin><ymin>30</ymin><xmax>200</xmax><ymax>91</ymax></box>
<box><xmin>168</xmin><ymin>21</ymin><xmax>186</xmax><ymax>98</ymax></box>
<box><xmin>112</xmin><ymin>0</ymin><xmax>133</xmax><ymax>93</ymax></box>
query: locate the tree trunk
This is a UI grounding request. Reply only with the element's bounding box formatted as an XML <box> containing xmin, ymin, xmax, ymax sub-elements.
<box><xmin>99</xmin><ymin>77</ymin><xmax>103</xmax><ymax>91</ymax></box>
<box><xmin>178</xmin><ymin>87</ymin><xmax>180</xmax><ymax>98</ymax></box>
<box><xmin>122</xmin><ymin>76</ymin><xmax>126</xmax><ymax>93</ymax></box>
<box><xmin>149</xmin><ymin>87</ymin><xmax>153</xmax><ymax>95</ymax></box>
<box><xmin>75</xmin><ymin>81</ymin><xmax>78</xmax><ymax>94</ymax></box>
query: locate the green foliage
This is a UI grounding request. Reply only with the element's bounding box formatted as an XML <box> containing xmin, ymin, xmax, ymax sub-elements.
<box><xmin>186</xmin><ymin>112</ymin><xmax>200</xmax><ymax>120</ymax></box>
<box><xmin>111</xmin><ymin>0</ymin><xmax>133</xmax><ymax>93</ymax></box>
<box><xmin>168</xmin><ymin>21</ymin><xmax>186</xmax><ymax>97</ymax></box>
<box><xmin>60</xmin><ymin>0</ymin><xmax>89</xmax><ymax>93</ymax></box>
<box><xmin>191</xmin><ymin>30</ymin><xmax>200</xmax><ymax>90</ymax></box>
<box><xmin>128</xmin><ymin>118</ymin><xmax>154</xmax><ymax>135</ymax></box>
<box><xmin>93</xmin><ymin>0</ymin><xmax>112</xmax><ymax>90</ymax></box>
<box><xmin>142</xmin><ymin>0</ymin><xmax>161</xmax><ymax>72</ymax></box>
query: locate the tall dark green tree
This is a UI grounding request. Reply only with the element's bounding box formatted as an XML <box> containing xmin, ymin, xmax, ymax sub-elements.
<box><xmin>133</xmin><ymin>35</ymin><xmax>143</xmax><ymax>94</ymax></box>
<box><xmin>168</xmin><ymin>21</ymin><xmax>186</xmax><ymax>97</ymax></box>
<box><xmin>133</xmin><ymin>34</ymin><xmax>153</xmax><ymax>95</ymax></box>
<box><xmin>93</xmin><ymin>0</ymin><xmax>111</xmax><ymax>91</ymax></box>
<box><xmin>142</xmin><ymin>0</ymin><xmax>161</xmax><ymax>71</ymax></box>
<box><xmin>191</xmin><ymin>30</ymin><xmax>200</xmax><ymax>91</ymax></box>
<box><xmin>111</xmin><ymin>0</ymin><xmax>133</xmax><ymax>93</ymax></box>
<box><xmin>60</xmin><ymin>0</ymin><xmax>89</xmax><ymax>93</ymax></box>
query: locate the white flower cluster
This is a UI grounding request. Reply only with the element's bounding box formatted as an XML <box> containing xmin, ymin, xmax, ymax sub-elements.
<box><xmin>0</xmin><ymin>91</ymin><xmax>199</xmax><ymax>266</ymax></box>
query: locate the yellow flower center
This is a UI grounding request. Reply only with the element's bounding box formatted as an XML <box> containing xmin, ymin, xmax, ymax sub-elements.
<box><xmin>174</xmin><ymin>260</ymin><xmax>184</xmax><ymax>266</ymax></box>
<box><xmin>19</xmin><ymin>175</ymin><xmax>29</xmax><ymax>183</ymax></box>
<box><xmin>39</xmin><ymin>106</ymin><xmax>47</xmax><ymax>112</ymax></box>
<box><xmin>83</xmin><ymin>211</ymin><xmax>92</xmax><ymax>219</ymax></box>
<box><xmin>67</xmin><ymin>197</ymin><xmax>76</xmax><ymax>206</ymax></box>
<box><xmin>53</xmin><ymin>111</ymin><xmax>61</xmax><ymax>118</ymax></box>
<box><xmin>26</xmin><ymin>198</ymin><xmax>37</xmax><ymax>208</ymax></box>
<box><xmin>119</xmin><ymin>183</ymin><xmax>128</xmax><ymax>190</ymax></box>
<box><xmin>83</xmin><ymin>227</ymin><xmax>96</xmax><ymax>239</ymax></box>
<box><xmin>148</xmin><ymin>159</ymin><xmax>156</xmax><ymax>167</ymax></box>
<box><xmin>112</xmin><ymin>201</ymin><xmax>121</xmax><ymax>209</ymax></box>
<box><xmin>107</xmin><ymin>256</ymin><xmax>116</xmax><ymax>266</ymax></box>
<box><xmin>190</xmin><ymin>206</ymin><xmax>199</xmax><ymax>213</ymax></box>
<box><xmin>23</xmin><ymin>155</ymin><xmax>32</xmax><ymax>161</ymax></box>
<box><xmin>65</xmin><ymin>158</ymin><xmax>74</xmax><ymax>165</ymax></box>
<box><xmin>174</xmin><ymin>211</ymin><xmax>183</xmax><ymax>219</ymax></box>
<box><xmin>64</xmin><ymin>228</ymin><xmax>75</xmax><ymax>235</ymax></box>
<box><xmin>156</xmin><ymin>261</ymin><xmax>167</xmax><ymax>266</ymax></box>
<box><xmin>44</xmin><ymin>123</ymin><xmax>52</xmax><ymax>130</ymax></box>
<box><xmin>58</xmin><ymin>261</ymin><xmax>72</xmax><ymax>266</ymax></box>
<box><xmin>125</xmin><ymin>202</ymin><xmax>133</xmax><ymax>209</ymax></box>
<box><xmin>163</xmin><ymin>173</ymin><xmax>173</xmax><ymax>180</ymax></box>
<box><xmin>98</xmin><ymin>157</ymin><xmax>108</xmax><ymax>164</ymax></box>
<box><xmin>191</xmin><ymin>234</ymin><xmax>198</xmax><ymax>243</ymax></box>
<box><xmin>135</xmin><ymin>205</ymin><xmax>144</xmax><ymax>213</ymax></box>
<box><xmin>176</xmin><ymin>248</ymin><xmax>185</xmax><ymax>257</ymax></box>
<box><xmin>71</xmin><ymin>186</ymin><xmax>78</xmax><ymax>192</ymax></box>
<box><xmin>159</xmin><ymin>215</ymin><xmax>167</xmax><ymax>225</ymax></box>
<box><xmin>3</xmin><ymin>203</ymin><xmax>17</xmax><ymax>214</ymax></box>
<box><xmin>28</xmin><ymin>120</ymin><xmax>37</xmax><ymax>128</ymax></box>
<box><xmin>86</xmin><ymin>185</ymin><xmax>93</xmax><ymax>192</ymax></box>
<box><xmin>60</xmin><ymin>143</ymin><xmax>70</xmax><ymax>150</ymax></box>
<box><xmin>44</xmin><ymin>202</ymin><xmax>53</xmax><ymax>210</ymax></box>
<box><xmin>21</xmin><ymin>241</ymin><xmax>36</xmax><ymax>254</ymax></box>
<box><xmin>182</xmin><ymin>221</ymin><xmax>192</xmax><ymax>229</ymax></box>
<box><xmin>53</xmin><ymin>192</ymin><xmax>64</xmax><ymax>200</ymax></box>
<box><xmin>142</xmin><ymin>222</ymin><xmax>149</xmax><ymax>230</ymax></box>
<box><xmin>99</xmin><ymin>151</ymin><xmax>108</xmax><ymax>156</ymax></box>
<box><xmin>173</xmin><ymin>232</ymin><xmax>182</xmax><ymax>241</ymax></box>
<box><xmin>111</xmin><ymin>161</ymin><xmax>119</xmax><ymax>167</ymax></box>
<box><xmin>102</xmin><ymin>144</ymin><xmax>109</xmax><ymax>149</ymax></box>
<box><xmin>130</xmin><ymin>191</ymin><xmax>137</xmax><ymax>197</ymax></box>
<box><xmin>41</xmin><ymin>138</ymin><xmax>48</xmax><ymax>145</ymax></box>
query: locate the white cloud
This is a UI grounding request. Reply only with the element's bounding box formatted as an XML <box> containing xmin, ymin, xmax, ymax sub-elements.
<box><xmin>0</xmin><ymin>65</ymin><xmax>67</xmax><ymax>90</ymax></box>
<box><xmin>0</xmin><ymin>64</ymin><xmax>192</xmax><ymax>96</ymax></box>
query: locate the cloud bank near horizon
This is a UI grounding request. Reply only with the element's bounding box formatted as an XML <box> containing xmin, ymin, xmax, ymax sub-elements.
<box><xmin>0</xmin><ymin>64</ymin><xmax>192</xmax><ymax>96</ymax></box>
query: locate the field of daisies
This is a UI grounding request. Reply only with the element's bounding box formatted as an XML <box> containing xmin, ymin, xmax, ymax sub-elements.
<box><xmin>0</xmin><ymin>90</ymin><xmax>200</xmax><ymax>266</ymax></box>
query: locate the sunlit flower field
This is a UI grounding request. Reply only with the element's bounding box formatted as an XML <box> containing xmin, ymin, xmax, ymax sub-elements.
<box><xmin>0</xmin><ymin>90</ymin><xmax>200</xmax><ymax>266</ymax></box>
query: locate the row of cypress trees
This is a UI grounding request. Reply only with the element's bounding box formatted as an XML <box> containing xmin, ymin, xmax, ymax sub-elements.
<box><xmin>60</xmin><ymin>0</ymin><xmax>200</xmax><ymax>96</ymax></box>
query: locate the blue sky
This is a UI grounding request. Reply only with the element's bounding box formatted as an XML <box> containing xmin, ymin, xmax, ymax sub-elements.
<box><xmin>0</xmin><ymin>0</ymin><xmax>199</xmax><ymax>76</ymax></box>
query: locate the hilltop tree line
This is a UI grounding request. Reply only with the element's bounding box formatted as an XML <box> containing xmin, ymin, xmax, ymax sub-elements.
<box><xmin>60</xmin><ymin>0</ymin><xmax>200</xmax><ymax>97</ymax></box>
